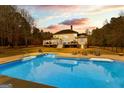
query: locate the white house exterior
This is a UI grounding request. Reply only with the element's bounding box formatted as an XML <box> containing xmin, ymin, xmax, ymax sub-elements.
<box><xmin>43</xmin><ymin>39</ymin><xmax>60</xmax><ymax>45</ymax></box>
<box><xmin>53</xmin><ymin>33</ymin><xmax>77</xmax><ymax>42</ymax></box>
<box><xmin>76</xmin><ymin>34</ymin><xmax>87</xmax><ymax>48</ymax></box>
<box><xmin>43</xmin><ymin>26</ymin><xmax>88</xmax><ymax>48</ymax></box>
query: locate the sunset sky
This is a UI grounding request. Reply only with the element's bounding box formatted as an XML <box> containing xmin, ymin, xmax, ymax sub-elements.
<box><xmin>18</xmin><ymin>5</ymin><xmax>124</xmax><ymax>33</ymax></box>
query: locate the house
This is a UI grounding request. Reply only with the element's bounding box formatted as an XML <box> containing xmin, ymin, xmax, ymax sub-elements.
<box><xmin>43</xmin><ymin>25</ymin><xmax>88</xmax><ymax>48</ymax></box>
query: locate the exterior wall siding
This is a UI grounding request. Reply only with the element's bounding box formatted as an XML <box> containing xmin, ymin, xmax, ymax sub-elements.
<box><xmin>53</xmin><ymin>34</ymin><xmax>77</xmax><ymax>42</ymax></box>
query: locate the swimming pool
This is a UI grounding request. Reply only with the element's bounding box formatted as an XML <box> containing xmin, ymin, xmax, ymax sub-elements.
<box><xmin>0</xmin><ymin>54</ymin><xmax>124</xmax><ymax>88</ymax></box>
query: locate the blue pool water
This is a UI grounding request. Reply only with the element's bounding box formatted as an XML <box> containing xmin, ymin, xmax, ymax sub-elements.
<box><xmin>0</xmin><ymin>54</ymin><xmax>124</xmax><ymax>88</ymax></box>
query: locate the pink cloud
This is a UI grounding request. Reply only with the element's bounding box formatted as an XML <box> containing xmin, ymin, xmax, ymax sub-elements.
<box><xmin>60</xmin><ymin>18</ymin><xmax>90</xmax><ymax>25</ymax></box>
<box><xmin>45</xmin><ymin>24</ymin><xmax>71</xmax><ymax>33</ymax></box>
<box><xmin>45</xmin><ymin>24</ymin><xmax>96</xmax><ymax>33</ymax></box>
<box><xmin>88</xmin><ymin>5</ymin><xmax>124</xmax><ymax>14</ymax></box>
<box><xmin>44</xmin><ymin>17</ymin><xmax>96</xmax><ymax>33</ymax></box>
<box><xmin>32</xmin><ymin>5</ymin><xmax>124</xmax><ymax>15</ymax></box>
<box><xmin>34</xmin><ymin>5</ymin><xmax>80</xmax><ymax>12</ymax></box>
<box><xmin>47</xmin><ymin>25</ymin><xmax>59</xmax><ymax>30</ymax></box>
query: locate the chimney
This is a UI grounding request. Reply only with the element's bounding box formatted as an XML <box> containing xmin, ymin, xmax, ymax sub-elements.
<box><xmin>71</xmin><ymin>25</ymin><xmax>73</xmax><ymax>30</ymax></box>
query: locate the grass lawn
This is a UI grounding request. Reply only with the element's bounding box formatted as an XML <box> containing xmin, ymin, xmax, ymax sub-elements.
<box><xmin>0</xmin><ymin>46</ymin><xmax>116</xmax><ymax>58</ymax></box>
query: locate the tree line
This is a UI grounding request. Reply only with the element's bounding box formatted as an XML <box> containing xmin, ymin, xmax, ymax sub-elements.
<box><xmin>88</xmin><ymin>12</ymin><xmax>124</xmax><ymax>52</ymax></box>
<box><xmin>0</xmin><ymin>5</ymin><xmax>53</xmax><ymax>48</ymax></box>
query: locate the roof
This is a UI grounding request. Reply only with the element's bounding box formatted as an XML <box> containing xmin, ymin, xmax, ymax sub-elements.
<box><xmin>54</xmin><ymin>29</ymin><xmax>78</xmax><ymax>35</ymax></box>
<box><xmin>78</xmin><ymin>33</ymin><xmax>87</xmax><ymax>36</ymax></box>
<box><xmin>77</xmin><ymin>33</ymin><xmax>88</xmax><ymax>38</ymax></box>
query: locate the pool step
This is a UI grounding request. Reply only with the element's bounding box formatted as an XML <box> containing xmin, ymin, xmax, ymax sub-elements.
<box><xmin>90</xmin><ymin>58</ymin><xmax>113</xmax><ymax>62</ymax></box>
<box><xmin>22</xmin><ymin>56</ymin><xmax>37</xmax><ymax>61</ymax></box>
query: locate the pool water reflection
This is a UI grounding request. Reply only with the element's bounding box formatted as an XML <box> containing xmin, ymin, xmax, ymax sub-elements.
<box><xmin>0</xmin><ymin>54</ymin><xmax>124</xmax><ymax>88</ymax></box>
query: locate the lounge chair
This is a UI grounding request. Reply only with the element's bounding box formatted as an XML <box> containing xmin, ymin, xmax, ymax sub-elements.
<box><xmin>117</xmin><ymin>53</ymin><xmax>124</xmax><ymax>56</ymax></box>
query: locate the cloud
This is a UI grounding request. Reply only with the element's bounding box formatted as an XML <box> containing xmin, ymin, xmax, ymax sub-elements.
<box><xmin>47</xmin><ymin>25</ymin><xmax>59</xmax><ymax>30</ymax></box>
<box><xmin>44</xmin><ymin>18</ymin><xmax>95</xmax><ymax>33</ymax></box>
<box><xmin>19</xmin><ymin>5</ymin><xmax>124</xmax><ymax>17</ymax></box>
<box><xmin>46</xmin><ymin>24</ymin><xmax>69</xmax><ymax>30</ymax></box>
<box><xmin>103</xmin><ymin>5</ymin><xmax>124</xmax><ymax>10</ymax></box>
<box><xmin>30</xmin><ymin>5</ymin><xmax>124</xmax><ymax>15</ymax></box>
<box><xmin>45</xmin><ymin>23</ymin><xmax>96</xmax><ymax>33</ymax></box>
<box><xmin>87</xmin><ymin>5</ymin><xmax>124</xmax><ymax>14</ymax></box>
<box><xmin>33</xmin><ymin>5</ymin><xmax>80</xmax><ymax>12</ymax></box>
<box><xmin>18</xmin><ymin>5</ymin><xmax>124</xmax><ymax>33</ymax></box>
<box><xmin>60</xmin><ymin>18</ymin><xmax>90</xmax><ymax>25</ymax></box>
<box><xmin>45</xmin><ymin>24</ymin><xmax>71</xmax><ymax>33</ymax></box>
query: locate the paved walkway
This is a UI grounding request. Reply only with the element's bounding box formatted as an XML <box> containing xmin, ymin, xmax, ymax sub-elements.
<box><xmin>0</xmin><ymin>52</ymin><xmax>42</xmax><ymax>64</ymax></box>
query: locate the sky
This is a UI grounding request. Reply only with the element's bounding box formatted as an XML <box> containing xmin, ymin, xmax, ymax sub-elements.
<box><xmin>18</xmin><ymin>5</ymin><xmax>124</xmax><ymax>33</ymax></box>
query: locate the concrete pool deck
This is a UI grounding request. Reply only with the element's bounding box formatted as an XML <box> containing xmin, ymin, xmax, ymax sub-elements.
<box><xmin>0</xmin><ymin>52</ymin><xmax>124</xmax><ymax>64</ymax></box>
<box><xmin>52</xmin><ymin>52</ymin><xmax>124</xmax><ymax>62</ymax></box>
<box><xmin>0</xmin><ymin>52</ymin><xmax>43</xmax><ymax>64</ymax></box>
